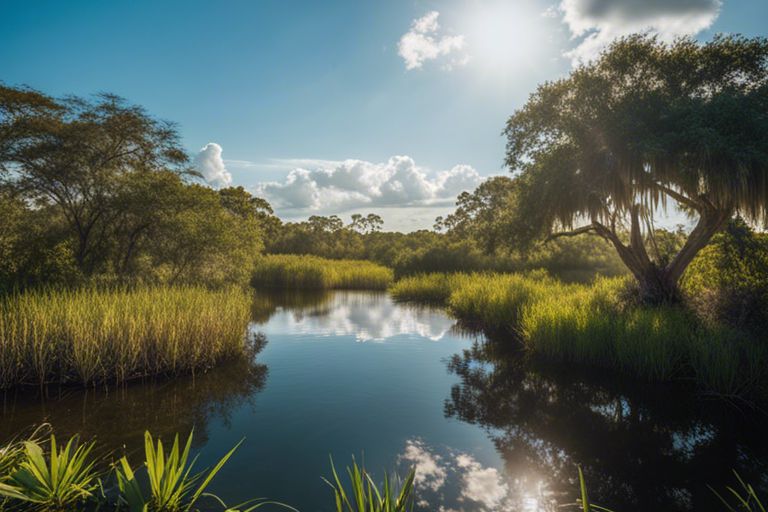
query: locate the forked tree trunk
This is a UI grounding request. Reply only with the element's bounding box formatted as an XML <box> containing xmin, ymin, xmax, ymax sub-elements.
<box><xmin>593</xmin><ymin>205</ymin><xmax>732</xmax><ymax>304</ymax></box>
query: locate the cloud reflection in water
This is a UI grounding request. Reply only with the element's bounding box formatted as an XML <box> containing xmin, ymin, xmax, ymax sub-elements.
<box><xmin>254</xmin><ymin>291</ymin><xmax>457</xmax><ymax>342</ymax></box>
<box><xmin>399</xmin><ymin>438</ymin><xmax>556</xmax><ymax>512</ymax></box>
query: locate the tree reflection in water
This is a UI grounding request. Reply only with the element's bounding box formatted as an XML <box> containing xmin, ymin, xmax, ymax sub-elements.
<box><xmin>0</xmin><ymin>333</ymin><xmax>268</xmax><ymax>454</ymax></box>
<box><xmin>443</xmin><ymin>340</ymin><xmax>768</xmax><ymax>512</ymax></box>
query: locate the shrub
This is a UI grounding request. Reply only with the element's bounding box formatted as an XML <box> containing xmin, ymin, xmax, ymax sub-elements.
<box><xmin>683</xmin><ymin>219</ymin><xmax>768</xmax><ymax>338</ymax></box>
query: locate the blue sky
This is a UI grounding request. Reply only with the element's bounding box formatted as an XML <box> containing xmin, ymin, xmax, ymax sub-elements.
<box><xmin>2</xmin><ymin>0</ymin><xmax>767</xmax><ymax>230</ymax></box>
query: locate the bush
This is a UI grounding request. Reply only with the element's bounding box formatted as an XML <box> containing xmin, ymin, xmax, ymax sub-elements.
<box><xmin>683</xmin><ymin>219</ymin><xmax>768</xmax><ymax>338</ymax></box>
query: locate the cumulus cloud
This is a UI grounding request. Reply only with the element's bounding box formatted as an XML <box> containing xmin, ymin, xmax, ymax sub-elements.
<box><xmin>194</xmin><ymin>143</ymin><xmax>232</xmax><ymax>188</ymax></box>
<box><xmin>254</xmin><ymin>155</ymin><xmax>483</xmax><ymax>215</ymax></box>
<box><xmin>455</xmin><ymin>454</ymin><xmax>509</xmax><ymax>510</ymax></box>
<box><xmin>401</xmin><ymin>439</ymin><xmax>448</xmax><ymax>492</ymax></box>
<box><xmin>398</xmin><ymin>11</ymin><xmax>468</xmax><ymax>70</ymax></box>
<box><xmin>560</xmin><ymin>0</ymin><xmax>722</xmax><ymax>64</ymax></box>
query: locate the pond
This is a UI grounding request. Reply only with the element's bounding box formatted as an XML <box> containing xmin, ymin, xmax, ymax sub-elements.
<box><xmin>1</xmin><ymin>290</ymin><xmax>767</xmax><ymax>511</ymax></box>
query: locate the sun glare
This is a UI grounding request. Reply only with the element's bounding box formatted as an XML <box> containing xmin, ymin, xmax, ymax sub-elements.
<box><xmin>462</xmin><ymin>1</ymin><xmax>547</xmax><ymax>73</ymax></box>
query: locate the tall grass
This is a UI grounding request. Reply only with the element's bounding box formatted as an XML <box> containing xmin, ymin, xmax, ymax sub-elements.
<box><xmin>390</xmin><ymin>272</ymin><xmax>768</xmax><ymax>399</ymax></box>
<box><xmin>252</xmin><ymin>255</ymin><xmax>393</xmax><ymax>290</ymax></box>
<box><xmin>0</xmin><ymin>286</ymin><xmax>252</xmax><ymax>389</ymax></box>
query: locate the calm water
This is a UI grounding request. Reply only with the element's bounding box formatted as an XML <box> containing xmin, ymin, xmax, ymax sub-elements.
<box><xmin>2</xmin><ymin>290</ymin><xmax>767</xmax><ymax>511</ymax></box>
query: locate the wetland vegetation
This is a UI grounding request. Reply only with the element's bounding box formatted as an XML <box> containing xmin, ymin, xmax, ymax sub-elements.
<box><xmin>1</xmin><ymin>33</ymin><xmax>768</xmax><ymax>510</ymax></box>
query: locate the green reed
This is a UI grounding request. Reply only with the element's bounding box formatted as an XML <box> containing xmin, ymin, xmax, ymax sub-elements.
<box><xmin>390</xmin><ymin>272</ymin><xmax>768</xmax><ymax>399</ymax></box>
<box><xmin>324</xmin><ymin>457</ymin><xmax>416</xmax><ymax>512</ymax></box>
<box><xmin>252</xmin><ymin>255</ymin><xmax>393</xmax><ymax>290</ymax></box>
<box><xmin>0</xmin><ymin>286</ymin><xmax>252</xmax><ymax>389</ymax></box>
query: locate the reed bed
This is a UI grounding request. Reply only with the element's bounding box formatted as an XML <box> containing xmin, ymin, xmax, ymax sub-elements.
<box><xmin>252</xmin><ymin>254</ymin><xmax>394</xmax><ymax>290</ymax></box>
<box><xmin>0</xmin><ymin>286</ymin><xmax>252</xmax><ymax>389</ymax></box>
<box><xmin>390</xmin><ymin>272</ymin><xmax>768</xmax><ymax>399</ymax></box>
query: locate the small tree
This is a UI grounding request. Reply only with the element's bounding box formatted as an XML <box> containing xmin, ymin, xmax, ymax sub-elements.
<box><xmin>504</xmin><ymin>35</ymin><xmax>768</xmax><ymax>302</ymax></box>
<box><xmin>0</xmin><ymin>86</ymin><xmax>190</xmax><ymax>273</ymax></box>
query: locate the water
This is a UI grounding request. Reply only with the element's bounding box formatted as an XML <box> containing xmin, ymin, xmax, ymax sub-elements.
<box><xmin>1</xmin><ymin>290</ymin><xmax>767</xmax><ymax>511</ymax></box>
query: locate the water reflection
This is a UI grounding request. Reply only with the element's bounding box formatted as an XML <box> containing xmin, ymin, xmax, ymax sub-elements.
<box><xmin>0</xmin><ymin>335</ymin><xmax>268</xmax><ymax>451</ymax></box>
<box><xmin>253</xmin><ymin>290</ymin><xmax>457</xmax><ymax>342</ymax></box>
<box><xmin>442</xmin><ymin>341</ymin><xmax>768</xmax><ymax>511</ymax></box>
<box><xmin>395</xmin><ymin>438</ymin><xmax>558</xmax><ymax>512</ymax></box>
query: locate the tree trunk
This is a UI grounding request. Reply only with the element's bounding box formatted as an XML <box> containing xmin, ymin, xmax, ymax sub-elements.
<box><xmin>593</xmin><ymin>204</ymin><xmax>732</xmax><ymax>304</ymax></box>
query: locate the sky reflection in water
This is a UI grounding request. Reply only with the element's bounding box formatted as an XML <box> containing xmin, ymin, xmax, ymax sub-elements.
<box><xmin>2</xmin><ymin>291</ymin><xmax>767</xmax><ymax>512</ymax></box>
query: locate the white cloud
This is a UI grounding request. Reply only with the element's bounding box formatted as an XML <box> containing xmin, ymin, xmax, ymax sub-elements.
<box><xmin>194</xmin><ymin>143</ymin><xmax>232</xmax><ymax>188</ymax></box>
<box><xmin>455</xmin><ymin>454</ymin><xmax>509</xmax><ymax>510</ymax></box>
<box><xmin>401</xmin><ymin>439</ymin><xmax>448</xmax><ymax>492</ymax></box>
<box><xmin>398</xmin><ymin>11</ymin><xmax>468</xmax><ymax>70</ymax></box>
<box><xmin>254</xmin><ymin>155</ymin><xmax>483</xmax><ymax>215</ymax></box>
<box><xmin>559</xmin><ymin>0</ymin><xmax>721</xmax><ymax>64</ymax></box>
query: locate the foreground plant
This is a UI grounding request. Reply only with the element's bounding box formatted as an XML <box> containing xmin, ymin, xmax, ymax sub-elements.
<box><xmin>0</xmin><ymin>433</ymin><xmax>99</xmax><ymax>511</ymax></box>
<box><xmin>116</xmin><ymin>430</ymin><xmax>243</xmax><ymax>512</ymax></box>
<box><xmin>323</xmin><ymin>457</ymin><xmax>416</xmax><ymax>512</ymax></box>
<box><xmin>711</xmin><ymin>471</ymin><xmax>767</xmax><ymax>512</ymax></box>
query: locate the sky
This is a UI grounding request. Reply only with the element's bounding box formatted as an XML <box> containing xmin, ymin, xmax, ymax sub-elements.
<box><xmin>2</xmin><ymin>0</ymin><xmax>767</xmax><ymax>231</ymax></box>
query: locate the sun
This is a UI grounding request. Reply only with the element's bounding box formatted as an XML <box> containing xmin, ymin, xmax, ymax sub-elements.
<box><xmin>461</xmin><ymin>0</ymin><xmax>548</xmax><ymax>73</ymax></box>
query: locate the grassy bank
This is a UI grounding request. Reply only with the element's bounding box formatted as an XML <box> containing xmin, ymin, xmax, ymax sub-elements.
<box><xmin>0</xmin><ymin>286</ymin><xmax>252</xmax><ymax>389</ymax></box>
<box><xmin>390</xmin><ymin>273</ymin><xmax>767</xmax><ymax>399</ymax></box>
<box><xmin>252</xmin><ymin>254</ymin><xmax>393</xmax><ymax>290</ymax></box>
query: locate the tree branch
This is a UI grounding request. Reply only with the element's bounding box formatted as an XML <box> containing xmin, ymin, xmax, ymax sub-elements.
<box><xmin>545</xmin><ymin>225</ymin><xmax>597</xmax><ymax>242</ymax></box>
<box><xmin>652</xmin><ymin>182</ymin><xmax>702</xmax><ymax>211</ymax></box>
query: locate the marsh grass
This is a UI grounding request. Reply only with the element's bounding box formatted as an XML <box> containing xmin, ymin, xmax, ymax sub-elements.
<box><xmin>0</xmin><ymin>286</ymin><xmax>252</xmax><ymax>389</ymax></box>
<box><xmin>391</xmin><ymin>272</ymin><xmax>768</xmax><ymax>399</ymax></box>
<box><xmin>252</xmin><ymin>255</ymin><xmax>393</xmax><ymax>290</ymax></box>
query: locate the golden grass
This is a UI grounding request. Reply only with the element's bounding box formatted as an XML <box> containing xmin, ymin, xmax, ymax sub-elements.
<box><xmin>0</xmin><ymin>286</ymin><xmax>252</xmax><ymax>389</ymax></box>
<box><xmin>252</xmin><ymin>255</ymin><xmax>393</xmax><ymax>290</ymax></box>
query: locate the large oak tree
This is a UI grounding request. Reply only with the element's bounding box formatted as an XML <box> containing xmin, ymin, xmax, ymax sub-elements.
<box><xmin>504</xmin><ymin>35</ymin><xmax>768</xmax><ymax>302</ymax></box>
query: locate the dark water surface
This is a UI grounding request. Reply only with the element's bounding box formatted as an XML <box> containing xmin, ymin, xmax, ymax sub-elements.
<box><xmin>2</xmin><ymin>291</ymin><xmax>767</xmax><ymax>511</ymax></box>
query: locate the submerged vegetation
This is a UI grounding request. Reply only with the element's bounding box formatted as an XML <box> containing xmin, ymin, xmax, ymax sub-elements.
<box><xmin>251</xmin><ymin>255</ymin><xmax>393</xmax><ymax>290</ymax></box>
<box><xmin>0</xmin><ymin>286</ymin><xmax>252</xmax><ymax>389</ymax></box>
<box><xmin>392</xmin><ymin>272</ymin><xmax>767</xmax><ymax>400</ymax></box>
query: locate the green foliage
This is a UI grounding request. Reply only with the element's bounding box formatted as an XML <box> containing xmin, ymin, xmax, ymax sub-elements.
<box><xmin>252</xmin><ymin>255</ymin><xmax>393</xmax><ymax>290</ymax></box>
<box><xmin>0</xmin><ymin>434</ymin><xmax>100</xmax><ymax>511</ymax></box>
<box><xmin>683</xmin><ymin>219</ymin><xmax>768</xmax><ymax>337</ymax></box>
<box><xmin>0</xmin><ymin>286</ymin><xmax>252</xmax><ymax>389</ymax></box>
<box><xmin>115</xmin><ymin>431</ymin><xmax>244</xmax><ymax>512</ymax></box>
<box><xmin>503</xmin><ymin>34</ymin><xmax>768</xmax><ymax>301</ymax></box>
<box><xmin>323</xmin><ymin>457</ymin><xmax>415</xmax><ymax>512</ymax></box>
<box><xmin>0</xmin><ymin>86</ymin><xmax>269</xmax><ymax>291</ymax></box>
<box><xmin>0</xmin><ymin>429</ymin><xmax>290</xmax><ymax>512</ymax></box>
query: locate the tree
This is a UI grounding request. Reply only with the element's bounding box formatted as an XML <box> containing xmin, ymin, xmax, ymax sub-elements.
<box><xmin>0</xmin><ymin>86</ymin><xmax>190</xmax><ymax>273</ymax></box>
<box><xmin>219</xmin><ymin>186</ymin><xmax>281</xmax><ymax>239</ymax></box>
<box><xmin>350</xmin><ymin>213</ymin><xmax>384</xmax><ymax>234</ymax></box>
<box><xmin>434</xmin><ymin>176</ymin><xmax>518</xmax><ymax>254</ymax></box>
<box><xmin>504</xmin><ymin>35</ymin><xmax>768</xmax><ymax>302</ymax></box>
